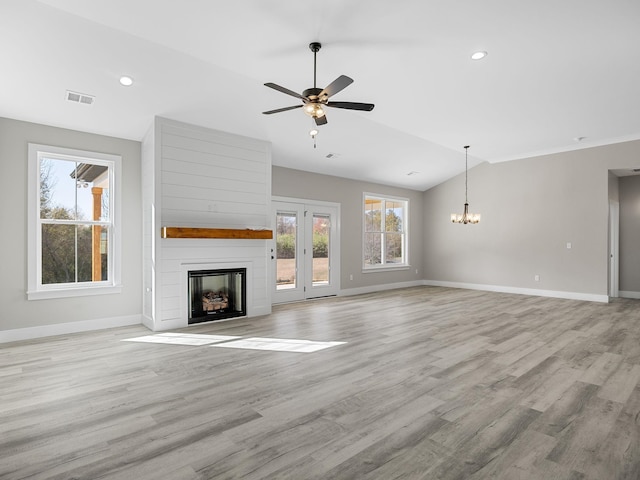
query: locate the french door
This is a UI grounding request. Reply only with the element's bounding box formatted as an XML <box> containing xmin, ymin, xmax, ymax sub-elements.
<box><xmin>272</xmin><ymin>199</ymin><xmax>340</xmax><ymax>304</ymax></box>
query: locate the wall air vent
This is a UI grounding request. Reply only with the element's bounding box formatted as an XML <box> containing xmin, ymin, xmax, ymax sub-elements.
<box><xmin>633</xmin><ymin>168</ymin><xmax>640</xmax><ymax>173</ymax></box>
<box><xmin>65</xmin><ymin>90</ymin><xmax>95</xmax><ymax>106</ymax></box>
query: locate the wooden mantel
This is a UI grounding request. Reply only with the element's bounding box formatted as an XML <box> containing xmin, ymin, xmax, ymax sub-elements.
<box><xmin>161</xmin><ymin>227</ymin><xmax>273</xmax><ymax>240</ymax></box>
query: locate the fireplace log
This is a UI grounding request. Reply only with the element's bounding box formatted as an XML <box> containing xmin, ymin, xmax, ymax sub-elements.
<box><xmin>202</xmin><ymin>290</ymin><xmax>229</xmax><ymax>311</ymax></box>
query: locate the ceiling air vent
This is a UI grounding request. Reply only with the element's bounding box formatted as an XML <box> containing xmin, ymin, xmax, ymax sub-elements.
<box><xmin>66</xmin><ymin>90</ymin><xmax>95</xmax><ymax>106</ymax></box>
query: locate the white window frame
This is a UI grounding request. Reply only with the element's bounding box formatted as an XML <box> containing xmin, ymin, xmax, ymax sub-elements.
<box><xmin>362</xmin><ymin>192</ymin><xmax>409</xmax><ymax>271</ymax></box>
<box><xmin>27</xmin><ymin>144</ymin><xmax>122</xmax><ymax>300</ymax></box>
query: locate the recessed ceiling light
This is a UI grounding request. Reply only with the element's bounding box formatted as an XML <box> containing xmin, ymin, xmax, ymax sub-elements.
<box><xmin>119</xmin><ymin>76</ymin><xmax>134</xmax><ymax>86</ymax></box>
<box><xmin>471</xmin><ymin>51</ymin><xmax>487</xmax><ymax>60</ymax></box>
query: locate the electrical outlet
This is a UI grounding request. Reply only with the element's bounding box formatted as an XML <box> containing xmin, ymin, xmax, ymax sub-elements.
<box><xmin>534</xmin><ymin>274</ymin><xmax>540</xmax><ymax>282</ymax></box>
<box><xmin>566</xmin><ymin>242</ymin><xmax>572</xmax><ymax>249</ymax></box>
<box><xmin>415</xmin><ymin>269</ymin><xmax>418</xmax><ymax>274</ymax></box>
<box><xmin>349</xmin><ymin>274</ymin><xmax>353</xmax><ymax>281</ymax></box>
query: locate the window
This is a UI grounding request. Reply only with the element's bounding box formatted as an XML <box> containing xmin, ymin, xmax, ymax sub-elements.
<box><xmin>28</xmin><ymin>144</ymin><xmax>122</xmax><ymax>299</ymax></box>
<box><xmin>363</xmin><ymin>193</ymin><xmax>408</xmax><ymax>269</ymax></box>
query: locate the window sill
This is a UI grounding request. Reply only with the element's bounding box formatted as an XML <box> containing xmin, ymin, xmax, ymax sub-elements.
<box><xmin>27</xmin><ymin>285</ymin><xmax>123</xmax><ymax>300</ymax></box>
<box><xmin>362</xmin><ymin>265</ymin><xmax>411</xmax><ymax>273</ymax></box>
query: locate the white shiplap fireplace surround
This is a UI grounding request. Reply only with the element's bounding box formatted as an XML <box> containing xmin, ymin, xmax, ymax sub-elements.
<box><xmin>141</xmin><ymin>117</ymin><xmax>272</xmax><ymax>331</ymax></box>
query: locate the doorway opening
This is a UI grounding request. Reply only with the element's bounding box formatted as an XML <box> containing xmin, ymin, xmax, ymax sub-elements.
<box><xmin>609</xmin><ymin>200</ymin><xmax>619</xmax><ymax>299</ymax></box>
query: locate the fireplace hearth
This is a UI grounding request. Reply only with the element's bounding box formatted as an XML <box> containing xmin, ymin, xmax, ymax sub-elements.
<box><xmin>188</xmin><ymin>268</ymin><xmax>246</xmax><ymax>324</ymax></box>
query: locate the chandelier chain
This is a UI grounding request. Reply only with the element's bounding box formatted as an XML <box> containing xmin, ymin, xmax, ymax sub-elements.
<box><xmin>465</xmin><ymin>145</ymin><xmax>469</xmax><ymax>204</ymax></box>
<box><xmin>450</xmin><ymin>145</ymin><xmax>480</xmax><ymax>224</ymax></box>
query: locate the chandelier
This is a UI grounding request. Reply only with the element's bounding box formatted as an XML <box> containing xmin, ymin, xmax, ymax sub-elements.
<box><xmin>451</xmin><ymin>145</ymin><xmax>480</xmax><ymax>224</ymax></box>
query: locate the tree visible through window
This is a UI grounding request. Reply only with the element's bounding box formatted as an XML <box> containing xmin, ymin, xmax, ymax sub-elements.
<box><xmin>28</xmin><ymin>144</ymin><xmax>121</xmax><ymax>299</ymax></box>
<box><xmin>364</xmin><ymin>194</ymin><xmax>408</xmax><ymax>268</ymax></box>
<box><xmin>39</xmin><ymin>158</ymin><xmax>110</xmax><ymax>284</ymax></box>
<box><xmin>275</xmin><ymin>212</ymin><xmax>297</xmax><ymax>289</ymax></box>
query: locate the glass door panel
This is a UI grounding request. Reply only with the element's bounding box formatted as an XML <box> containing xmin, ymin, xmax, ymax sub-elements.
<box><xmin>272</xmin><ymin>203</ymin><xmax>305</xmax><ymax>304</ymax></box>
<box><xmin>312</xmin><ymin>214</ymin><xmax>330</xmax><ymax>286</ymax></box>
<box><xmin>276</xmin><ymin>212</ymin><xmax>297</xmax><ymax>291</ymax></box>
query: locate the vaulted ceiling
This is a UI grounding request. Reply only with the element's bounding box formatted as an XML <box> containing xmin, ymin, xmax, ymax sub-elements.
<box><xmin>2</xmin><ymin>1</ymin><xmax>639</xmax><ymax>190</ymax></box>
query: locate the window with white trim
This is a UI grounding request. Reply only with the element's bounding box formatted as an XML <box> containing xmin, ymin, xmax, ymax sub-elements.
<box><xmin>28</xmin><ymin>144</ymin><xmax>122</xmax><ymax>299</ymax></box>
<box><xmin>363</xmin><ymin>193</ymin><xmax>408</xmax><ymax>269</ymax></box>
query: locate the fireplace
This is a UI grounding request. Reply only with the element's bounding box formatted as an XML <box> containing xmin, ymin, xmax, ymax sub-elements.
<box><xmin>188</xmin><ymin>268</ymin><xmax>246</xmax><ymax>324</ymax></box>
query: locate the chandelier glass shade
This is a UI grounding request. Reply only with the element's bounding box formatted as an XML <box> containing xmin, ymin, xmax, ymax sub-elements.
<box><xmin>450</xmin><ymin>203</ymin><xmax>480</xmax><ymax>224</ymax></box>
<box><xmin>451</xmin><ymin>145</ymin><xmax>481</xmax><ymax>224</ymax></box>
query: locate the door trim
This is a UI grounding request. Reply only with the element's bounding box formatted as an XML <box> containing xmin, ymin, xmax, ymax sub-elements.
<box><xmin>609</xmin><ymin>200</ymin><xmax>619</xmax><ymax>299</ymax></box>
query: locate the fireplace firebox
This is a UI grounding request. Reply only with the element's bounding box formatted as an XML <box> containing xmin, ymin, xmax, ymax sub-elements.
<box><xmin>188</xmin><ymin>268</ymin><xmax>246</xmax><ymax>324</ymax></box>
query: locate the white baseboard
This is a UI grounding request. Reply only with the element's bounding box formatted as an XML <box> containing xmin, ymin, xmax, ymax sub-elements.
<box><xmin>0</xmin><ymin>314</ymin><xmax>142</xmax><ymax>344</ymax></box>
<box><xmin>251</xmin><ymin>305</ymin><xmax>272</xmax><ymax>317</ymax></box>
<box><xmin>619</xmin><ymin>290</ymin><xmax>640</xmax><ymax>299</ymax></box>
<box><xmin>153</xmin><ymin>318</ymin><xmax>187</xmax><ymax>331</ymax></box>
<box><xmin>147</xmin><ymin>305</ymin><xmax>273</xmax><ymax>332</ymax></box>
<box><xmin>422</xmin><ymin>280</ymin><xmax>609</xmax><ymax>303</ymax></box>
<box><xmin>141</xmin><ymin>314</ymin><xmax>154</xmax><ymax>330</ymax></box>
<box><xmin>340</xmin><ymin>280</ymin><xmax>424</xmax><ymax>297</ymax></box>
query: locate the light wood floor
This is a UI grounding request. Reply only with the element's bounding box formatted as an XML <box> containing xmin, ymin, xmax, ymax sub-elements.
<box><xmin>2</xmin><ymin>286</ymin><xmax>640</xmax><ymax>479</ymax></box>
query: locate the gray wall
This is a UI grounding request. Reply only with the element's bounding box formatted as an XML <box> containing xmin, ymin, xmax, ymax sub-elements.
<box><xmin>609</xmin><ymin>172</ymin><xmax>620</xmax><ymax>202</ymax></box>
<box><xmin>272</xmin><ymin>166</ymin><xmax>423</xmax><ymax>290</ymax></box>
<box><xmin>619</xmin><ymin>175</ymin><xmax>640</xmax><ymax>293</ymax></box>
<box><xmin>423</xmin><ymin>140</ymin><xmax>640</xmax><ymax>297</ymax></box>
<box><xmin>2</xmin><ymin>115</ymin><xmax>637</xmax><ymax>339</ymax></box>
<box><xmin>0</xmin><ymin>117</ymin><xmax>142</xmax><ymax>333</ymax></box>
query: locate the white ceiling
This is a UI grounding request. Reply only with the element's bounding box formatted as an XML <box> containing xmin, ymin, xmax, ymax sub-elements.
<box><xmin>2</xmin><ymin>0</ymin><xmax>640</xmax><ymax>190</ymax></box>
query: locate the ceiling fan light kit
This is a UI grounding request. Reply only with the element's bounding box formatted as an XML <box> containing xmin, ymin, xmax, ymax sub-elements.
<box><xmin>303</xmin><ymin>102</ymin><xmax>325</xmax><ymax>118</ymax></box>
<box><xmin>262</xmin><ymin>42</ymin><xmax>375</xmax><ymax>131</ymax></box>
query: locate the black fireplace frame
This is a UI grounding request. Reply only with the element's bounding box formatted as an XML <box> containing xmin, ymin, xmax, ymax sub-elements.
<box><xmin>187</xmin><ymin>267</ymin><xmax>247</xmax><ymax>324</ymax></box>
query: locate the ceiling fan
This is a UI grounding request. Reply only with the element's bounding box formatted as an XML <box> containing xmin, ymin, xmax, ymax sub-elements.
<box><xmin>262</xmin><ymin>42</ymin><xmax>375</xmax><ymax>126</ymax></box>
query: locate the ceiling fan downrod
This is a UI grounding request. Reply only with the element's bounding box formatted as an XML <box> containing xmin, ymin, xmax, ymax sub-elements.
<box><xmin>309</xmin><ymin>42</ymin><xmax>321</xmax><ymax>89</ymax></box>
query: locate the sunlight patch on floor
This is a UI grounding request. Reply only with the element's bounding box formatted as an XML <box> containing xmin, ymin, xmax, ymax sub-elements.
<box><xmin>122</xmin><ymin>333</ymin><xmax>346</xmax><ymax>352</ymax></box>
<box><xmin>210</xmin><ymin>337</ymin><xmax>346</xmax><ymax>353</ymax></box>
<box><xmin>122</xmin><ymin>333</ymin><xmax>240</xmax><ymax>346</ymax></box>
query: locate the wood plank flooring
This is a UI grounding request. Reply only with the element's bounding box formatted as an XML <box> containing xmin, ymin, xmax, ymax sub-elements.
<box><xmin>1</xmin><ymin>286</ymin><xmax>640</xmax><ymax>479</ymax></box>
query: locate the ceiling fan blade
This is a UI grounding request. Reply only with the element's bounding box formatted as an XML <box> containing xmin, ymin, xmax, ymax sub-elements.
<box><xmin>264</xmin><ymin>83</ymin><xmax>307</xmax><ymax>101</ymax></box>
<box><xmin>326</xmin><ymin>101</ymin><xmax>375</xmax><ymax>111</ymax></box>
<box><xmin>318</xmin><ymin>75</ymin><xmax>354</xmax><ymax>99</ymax></box>
<box><xmin>262</xmin><ymin>105</ymin><xmax>303</xmax><ymax>115</ymax></box>
<box><xmin>315</xmin><ymin>115</ymin><xmax>328</xmax><ymax>126</ymax></box>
